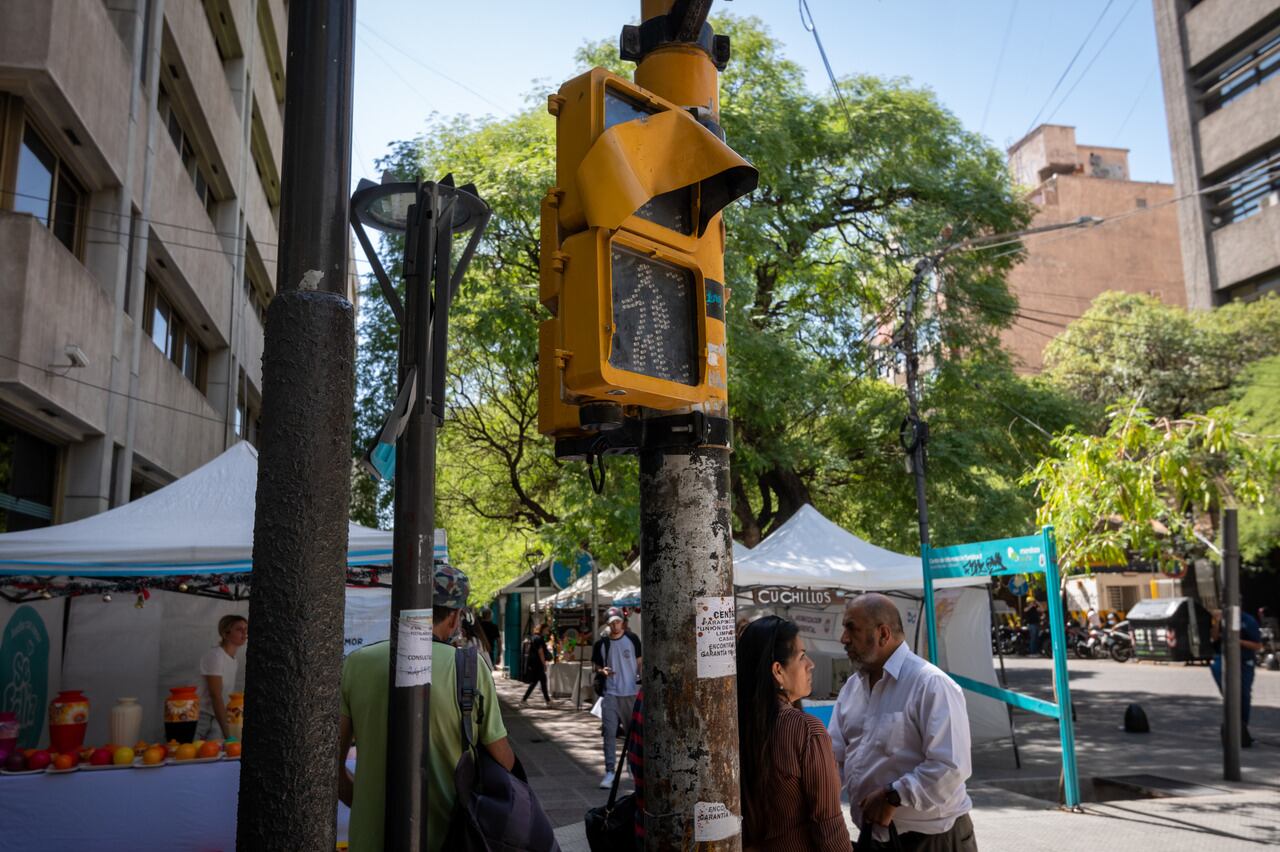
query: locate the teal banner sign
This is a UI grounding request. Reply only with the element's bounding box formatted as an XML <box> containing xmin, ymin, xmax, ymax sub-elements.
<box><xmin>1</xmin><ymin>605</ymin><xmax>51</xmax><ymax>748</ymax></box>
<box><xmin>926</xmin><ymin>533</ymin><xmax>1047</xmax><ymax>579</ymax></box>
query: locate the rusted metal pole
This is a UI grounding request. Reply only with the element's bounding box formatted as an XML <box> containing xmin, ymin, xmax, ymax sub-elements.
<box><xmin>633</xmin><ymin>2</ymin><xmax>742</xmax><ymax>848</ymax></box>
<box><xmin>238</xmin><ymin>0</ymin><xmax>356</xmax><ymax>849</ymax></box>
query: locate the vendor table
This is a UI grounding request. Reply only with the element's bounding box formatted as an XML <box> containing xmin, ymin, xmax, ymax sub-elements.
<box><xmin>547</xmin><ymin>661</ymin><xmax>592</xmax><ymax>703</ymax></box>
<box><xmin>1</xmin><ymin>761</ymin><xmax>354</xmax><ymax>850</ymax></box>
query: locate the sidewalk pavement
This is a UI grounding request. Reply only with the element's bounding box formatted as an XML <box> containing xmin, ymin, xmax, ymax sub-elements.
<box><xmin>494</xmin><ymin>659</ymin><xmax>1280</xmax><ymax>851</ymax></box>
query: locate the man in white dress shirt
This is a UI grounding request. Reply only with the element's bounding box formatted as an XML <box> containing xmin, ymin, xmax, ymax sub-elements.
<box><xmin>828</xmin><ymin>593</ymin><xmax>977</xmax><ymax>851</ymax></box>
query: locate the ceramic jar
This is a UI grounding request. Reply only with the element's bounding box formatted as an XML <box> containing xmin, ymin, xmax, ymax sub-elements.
<box><xmin>110</xmin><ymin>697</ymin><xmax>143</xmax><ymax>747</ymax></box>
<box><xmin>164</xmin><ymin>686</ymin><xmax>199</xmax><ymax>743</ymax></box>
<box><xmin>48</xmin><ymin>690</ymin><xmax>90</xmax><ymax>753</ymax></box>
<box><xmin>225</xmin><ymin>692</ymin><xmax>244</xmax><ymax>740</ymax></box>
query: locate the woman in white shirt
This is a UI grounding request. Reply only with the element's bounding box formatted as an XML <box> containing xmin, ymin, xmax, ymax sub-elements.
<box><xmin>196</xmin><ymin>615</ymin><xmax>247</xmax><ymax>739</ymax></box>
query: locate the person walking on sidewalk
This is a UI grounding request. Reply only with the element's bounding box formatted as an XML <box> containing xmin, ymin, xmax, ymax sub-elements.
<box><xmin>592</xmin><ymin>607</ymin><xmax>641</xmax><ymax>789</ymax></box>
<box><xmin>1210</xmin><ymin>608</ymin><xmax>1264</xmax><ymax>747</ymax></box>
<box><xmin>828</xmin><ymin>593</ymin><xmax>976</xmax><ymax>851</ymax></box>
<box><xmin>522</xmin><ymin>622</ymin><xmax>553</xmax><ymax>706</ymax></box>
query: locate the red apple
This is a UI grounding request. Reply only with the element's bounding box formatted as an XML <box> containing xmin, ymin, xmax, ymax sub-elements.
<box><xmin>4</xmin><ymin>751</ymin><xmax>25</xmax><ymax>772</ymax></box>
<box><xmin>89</xmin><ymin>747</ymin><xmax>113</xmax><ymax>766</ymax></box>
<box><xmin>26</xmin><ymin>750</ymin><xmax>51</xmax><ymax>771</ymax></box>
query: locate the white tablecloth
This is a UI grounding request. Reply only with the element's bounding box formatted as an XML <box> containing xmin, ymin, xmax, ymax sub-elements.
<box><xmin>547</xmin><ymin>662</ymin><xmax>593</xmax><ymax>702</ymax></box>
<box><xmin>0</xmin><ymin>761</ymin><xmax>354</xmax><ymax>850</ymax></box>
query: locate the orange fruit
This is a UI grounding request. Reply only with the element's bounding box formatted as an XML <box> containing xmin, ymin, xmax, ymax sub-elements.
<box><xmin>198</xmin><ymin>741</ymin><xmax>220</xmax><ymax>759</ymax></box>
<box><xmin>225</xmin><ymin>742</ymin><xmax>241</xmax><ymax>758</ymax></box>
<box><xmin>143</xmin><ymin>745</ymin><xmax>166</xmax><ymax>765</ymax></box>
<box><xmin>175</xmin><ymin>743</ymin><xmax>198</xmax><ymax>761</ymax></box>
<box><xmin>53</xmin><ymin>753</ymin><xmax>76</xmax><ymax>771</ymax></box>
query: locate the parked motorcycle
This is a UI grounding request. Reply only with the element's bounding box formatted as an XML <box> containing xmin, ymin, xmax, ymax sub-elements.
<box><xmin>1104</xmin><ymin>620</ymin><xmax>1135</xmax><ymax>662</ymax></box>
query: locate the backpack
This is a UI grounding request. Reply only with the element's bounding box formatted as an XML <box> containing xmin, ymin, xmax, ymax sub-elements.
<box><xmin>1123</xmin><ymin>703</ymin><xmax>1150</xmax><ymax>734</ymax></box>
<box><xmin>443</xmin><ymin>646</ymin><xmax>561</xmax><ymax>852</ymax></box>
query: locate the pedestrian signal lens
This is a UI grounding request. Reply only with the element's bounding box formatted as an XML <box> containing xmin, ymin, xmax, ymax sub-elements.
<box><xmin>609</xmin><ymin>245</ymin><xmax>699</xmax><ymax>386</ymax></box>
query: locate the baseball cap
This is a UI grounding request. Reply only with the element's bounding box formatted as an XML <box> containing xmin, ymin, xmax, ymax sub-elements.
<box><xmin>433</xmin><ymin>562</ymin><xmax>470</xmax><ymax>610</ymax></box>
<box><xmin>606</xmin><ymin>607</ymin><xmax>623</xmax><ymax>624</ymax></box>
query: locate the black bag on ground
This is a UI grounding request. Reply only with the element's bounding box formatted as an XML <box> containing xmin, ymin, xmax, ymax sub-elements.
<box><xmin>1124</xmin><ymin>702</ymin><xmax>1150</xmax><ymax>733</ymax></box>
<box><xmin>444</xmin><ymin>647</ymin><xmax>561</xmax><ymax>852</ymax></box>
<box><xmin>584</xmin><ymin>713</ymin><xmax>638</xmax><ymax>851</ymax></box>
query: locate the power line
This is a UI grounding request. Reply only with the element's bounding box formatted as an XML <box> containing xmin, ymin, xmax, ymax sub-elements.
<box><xmin>0</xmin><ymin>352</ymin><xmax>231</xmax><ymax>428</ymax></box>
<box><xmin>1113</xmin><ymin>67</ymin><xmax>1157</xmax><ymax>144</ymax></box>
<box><xmin>799</xmin><ymin>0</ymin><xmax>855</xmax><ymax>130</ymax></box>
<box><xmin>1024</xmin><ymin>0</ymin><xmax>1116</xmax><ymax>135</ymax></box>
<box><xmin>981</xmin><ymin>0</ymin><xmax>1019</xmax><ymax>134</ymax></box>
<box><xmin>357</xmin><ymin>22</ymin><xmax>507</xmax><ymax>113</ymax></box>
<box><xmin>1044</xmin><ymin>0</ymin><xmax>1140</xmax><ymax>125</ymax></box>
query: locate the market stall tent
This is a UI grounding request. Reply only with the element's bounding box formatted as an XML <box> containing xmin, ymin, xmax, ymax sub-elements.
<box><xmin>0</xmin><ymin>442</ymin><xmax>398</xmax><ymax>747</ymax></box>
<box><xmin>0</xmin><ymin>441</ymin><xmax>393</xmax><ymax>575</ymax></box>
<box><xmin>734</xmin><ymin>505</ymin><xmax>1009</xmax><ymax>742</ymax></box>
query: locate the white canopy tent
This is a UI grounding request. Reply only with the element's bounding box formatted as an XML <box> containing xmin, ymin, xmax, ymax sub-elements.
<box><xmin>0</xmin><ymin>442</ymin><xmax>394</xmax><ymax>575</ymax></box>
<box><xmin>0</xmin><ymin>442</ymin><xmax>400</xmax><ymax>747</ymax></box>
<box><xmin>736</xmin><ymin>506</ymin><xmax>1008</xmax><ymax>742</ymax></box>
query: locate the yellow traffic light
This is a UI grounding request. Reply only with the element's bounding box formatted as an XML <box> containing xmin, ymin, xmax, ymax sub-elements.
<box><xmin>538</xmin><ymin>66</ymin><xmax>756</xmax><ymax>438</ymax></box>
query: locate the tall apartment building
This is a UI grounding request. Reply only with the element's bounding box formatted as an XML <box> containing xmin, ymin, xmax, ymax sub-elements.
<box><xmin>0</xmin><ymin>1</ymin><xmax>351</xmax><ymax>531</ymax></box>
<box><xmin>1002</xmin><ymin>124</ymin><xmax>1185</xmax><ymax>373</ymax></box>
<box><xmin>1154</xmin><ymin>0</ymin><xmax>1280</xmax><ymax>308</ymax></box>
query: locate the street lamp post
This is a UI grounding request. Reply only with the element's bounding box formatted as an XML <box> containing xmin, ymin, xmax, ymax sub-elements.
<box><xmin>350</xmin><ymin>176</ymin><xmax>490</xmax><ymax>850</ymax></box>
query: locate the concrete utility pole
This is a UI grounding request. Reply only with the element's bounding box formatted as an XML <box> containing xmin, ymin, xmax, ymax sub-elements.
<box><xmin>633</xmin><ymin>2</ymin><xmax>742</xmax><ymax>849</ymax></box>
<box><xmin>238</xmin><ymin>1</ymin><xmax>355</xmax><ymax>849</ymax></box>
<box><xmin>1222</xmin><ymin>508</ymin><xmax>1242</xmax><ymax>781</ymax></box>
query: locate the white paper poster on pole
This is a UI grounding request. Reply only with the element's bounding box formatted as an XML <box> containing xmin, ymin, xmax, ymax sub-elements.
<box><xmin>693</xmin><ymin>802</ymin><xmax>740</xmax><ymax>841</ymax></box>
<box><xmin>695</xmin><ymin>596</ymin><xmax>736</xmax><ymax>679</ymax></box>
<box><xmin>395</xmin><ymin>608</ymin><xmax>433</xmax><ymax>687</ymax></box>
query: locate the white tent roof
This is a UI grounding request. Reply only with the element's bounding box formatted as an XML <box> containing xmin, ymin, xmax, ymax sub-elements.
<box><xmin>545</xmin><ymin>564</ymin><xmax>622</xmax><ymax>607</ymax></box>
<box><xmin>0</xmin><ymin>442</ymin><xmax>395</xmax><ymax>576</ymax></box>
<box><xmin>733</xmin><ymin>504</ymin><xmax>978</xmax><ymax>591</ymax></box>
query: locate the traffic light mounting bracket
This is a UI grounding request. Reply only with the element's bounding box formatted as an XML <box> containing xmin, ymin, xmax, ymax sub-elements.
<box><xmin>554</xmin><ymin>411</ymin><xmax>732</xmax><ymax>462</ymax></box>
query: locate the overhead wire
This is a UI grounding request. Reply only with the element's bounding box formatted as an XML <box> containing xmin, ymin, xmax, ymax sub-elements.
<box><xmin>1043</xmin><ymin>0</ymin><xmax>1140</xmax><ymax>125</ymax></box>
<box><xmin>980</xmin><ymin>0</ymin><xmax>1019</xmax><ymax>134</ymax></box>
<box><xmin>356</xmin><ymin>22</ymin><xmax>508</xmax><ymax>113</ymax></box>
<box><xmin>799</xmin><ymin>0</ymin><xmax>856</xmax><ymax>128</ymax></box>
<box><xmin>1024</xmin><ymin>0</ymin><xmax>1116</xmax><ymax>135</ymax></box>
<box><xmin>1112</xmin><ymin>67</ymin><xmax>1157</xmax><ymax>144</ymax></box>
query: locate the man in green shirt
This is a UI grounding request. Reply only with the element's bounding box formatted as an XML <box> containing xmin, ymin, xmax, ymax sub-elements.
<box><xmin>338</xmin><ymin>564</ymin><xmax>515</xmax><ymax>852</ymax></box>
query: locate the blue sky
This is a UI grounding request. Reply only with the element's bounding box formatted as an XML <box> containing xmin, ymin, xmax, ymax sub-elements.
<box><xmin>351</xmin><ymin>0</ymin><xmax>1171</xmax><ymax>188</ymax></box>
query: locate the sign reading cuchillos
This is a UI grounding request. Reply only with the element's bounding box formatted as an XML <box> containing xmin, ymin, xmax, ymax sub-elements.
<box><xmin>750</xmin><ymin>587</ymin><xmax>848</xmax><ymax>607</ymax></box>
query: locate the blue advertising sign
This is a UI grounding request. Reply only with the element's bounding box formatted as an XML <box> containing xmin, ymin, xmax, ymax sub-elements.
<box><xmin>926</xmin><ymin>533</ymin><xmax>1047</xmax><ymax>579</ymax></box>
<box><xmin>922</xmin><ymin>526</ymin><xmax>1081</xmax><ymax>809</ymax></box>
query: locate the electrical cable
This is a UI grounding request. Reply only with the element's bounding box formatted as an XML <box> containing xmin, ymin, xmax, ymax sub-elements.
<box><xmin>1024</xmin><ymin>0</ymin><xmax>1116</xmax><ymax>136</ymax></box>
<box><xmin>1043</xmin><ymin>0</ymin><xmax>1140</xmax><ymax>125</ymax></box>
<box><xmin>1112</xmin><ymin>67</ymin><xmax>1157</xmax><ymax>145</ymax></box>
<box><xmin>0</xmin><ymin>351</ymin><xmax>233</xmax><ymax>428</ymax></box>
<box><xmin>357</xmin><ymin>22</ymin><xmax>508</xmax><ymax>113</ymax></box>
<box><xmin>799</xmin><ymin>0</ymin><xmax>855</xmax><ymax>129</ymax></box>
<box><xmin>981</xmin><ymin>0</ymin><xmax>1019</xmax><ymax>134</ymax></box>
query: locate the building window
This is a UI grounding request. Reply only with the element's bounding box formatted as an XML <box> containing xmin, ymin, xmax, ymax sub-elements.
<box><xmin>12</xmin><ymin>122</ymin><xmax>85</xmax><ymax>255</ymax></box>
<box><xmin>0</xmin><ymin>423</ymin><xmax>57</xmax><ymax>532</ymax></box>
<box><xmin>158</xmin><ymin>85</ymin><xmax>217</xmax><ymax>221</ymax></box>
<box><xmin>1199</xmin><ymin>30</ymin><xmax>1280</xmax><ymax>114</ymax></box>
<box><xmin>143</xmin><ymin>275</ymin><xmax>209</xmax><ymax>393</ymax></box>
<box><xmin>1209</xmin><ymin>149</ymin><xmax>1280</xmax><ymax>227</ymax></box>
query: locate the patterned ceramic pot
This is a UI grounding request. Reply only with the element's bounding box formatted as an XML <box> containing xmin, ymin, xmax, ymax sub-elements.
<box><xmin>48</xmin><ymin>690</ymin><xmax>90</xmax><ymax>753</ymax></box>
<box><xmin>225</xmin><ymin>692</ymin><xmax>244</xmax><ymax>740</ymax></box>
<box><xmin>164</xmin><ymin>686</ymin><xmax>199</xmax><ymax>743</ymax></box>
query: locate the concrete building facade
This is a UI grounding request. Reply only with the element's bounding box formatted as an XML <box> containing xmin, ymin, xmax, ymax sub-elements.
<box><xmin>1001</xmin><ymin>124</ymin><xmax>1185</xmax><ymax>373</ymax></box>
<box><xmin>0</xmin><ymin>1</ymin><xmax>350</xmax><ymax>531</ymax></box>
<box><xmin>1153</xmin><ymin>0</ymin><xmax>1280</xmax><ymax>308</ymax></box>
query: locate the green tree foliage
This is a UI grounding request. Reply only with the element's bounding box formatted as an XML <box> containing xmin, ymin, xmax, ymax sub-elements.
<box><xmin>1026</xmin><ymin>403</ymin><xmax>1280</xmax><ymax>573</ymax></box>
<box><xmin>1231</xmin><ymin>355</ymin><xmax>1280</xmax><ymax>562</ymax></box>
<box><xmin>1042</xmin><ymin>292</ymin><xmax>1280</xmax><ymax>420</ymax></box>
<box><xmin>353</xmin><ymin>16</ymin><xmax>1074</xmax><ymax>599</ymax></box>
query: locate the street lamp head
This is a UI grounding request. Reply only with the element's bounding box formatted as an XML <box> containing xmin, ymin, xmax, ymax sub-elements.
<box><xmin>351</xmin><ymin>177</ymin><xmax>489</xmax><ymax>236</ymax></box>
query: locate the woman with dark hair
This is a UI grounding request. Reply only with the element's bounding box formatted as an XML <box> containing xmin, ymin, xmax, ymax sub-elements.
<box><xmin>737</xmin><ymin>616</ymin><xmax>848</xmax><ymax>852</ymax></box>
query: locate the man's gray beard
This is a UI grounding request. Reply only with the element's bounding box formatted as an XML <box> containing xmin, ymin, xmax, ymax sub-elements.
<box><xmin>845</xmin><ymin>652</ymin><xmax>868</xmax><ymax>673</ymax></box>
